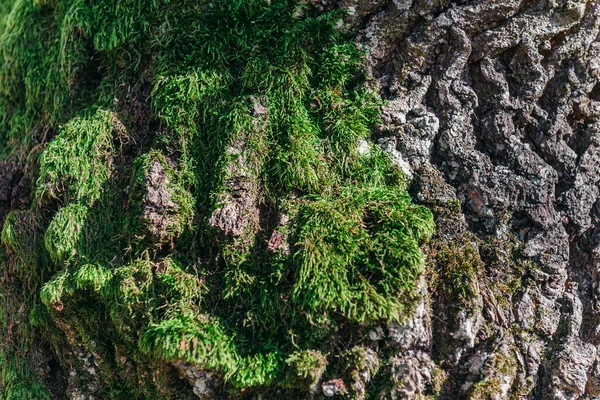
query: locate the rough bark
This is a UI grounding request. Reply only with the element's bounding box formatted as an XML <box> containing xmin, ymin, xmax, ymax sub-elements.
<box><xmin>355</xmin><ymin>0</ymin><xmax>600</xmax><ymax>398</ymax></box>
<box><xmin>0</xmin><ymin>0</ymin><xmax>599</xmax><ymax>399</ymax></box>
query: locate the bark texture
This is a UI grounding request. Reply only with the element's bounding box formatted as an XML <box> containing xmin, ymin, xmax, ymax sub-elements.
<box><xmin>354</xmin><ymin>0</ymin><xmax>600</xmax><ymax>398</ymax></box>
<box><xmin>0</xmin><ymin>0</ymin><xmax>599</xmax><ymax>399</ymax></box>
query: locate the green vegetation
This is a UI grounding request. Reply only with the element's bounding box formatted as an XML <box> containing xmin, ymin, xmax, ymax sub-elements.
<box><xmin>433</xmin><ymin>234</ymin><xmax>482</xmax><ymax>306</ymax></box>
<box><xmin>0</xmin><ymin>0</ymin><xmax>434</xmax><ymax>397</ymax></box>
<box><xmin>469</xmin><ymin>344</ymin><xmax>518</xmax><ymax>399</ymax></box>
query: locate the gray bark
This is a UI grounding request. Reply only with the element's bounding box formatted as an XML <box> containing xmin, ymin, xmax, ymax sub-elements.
<box><xmin>353</xmin><ymin>0</ymin><xmax>600</xmax><ymax>397</ymax></box>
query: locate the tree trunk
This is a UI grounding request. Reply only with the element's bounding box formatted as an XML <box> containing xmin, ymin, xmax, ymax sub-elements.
<box><xmin>0</xmin><ymin>0</ymin><xmax>599</xmax><ymax>399</ymax></box>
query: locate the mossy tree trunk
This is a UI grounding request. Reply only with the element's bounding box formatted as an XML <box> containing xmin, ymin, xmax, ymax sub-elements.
<box><xmin>0</xmin><ymin>0</ymin><xmax>599</xmax><ymax>399</ymax></box>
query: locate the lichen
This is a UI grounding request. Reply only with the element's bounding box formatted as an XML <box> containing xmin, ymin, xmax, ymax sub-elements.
<box><xmin>469</xmin><ymin>346</ymin><xmax>518</xmax><ymax>399</ymax></box>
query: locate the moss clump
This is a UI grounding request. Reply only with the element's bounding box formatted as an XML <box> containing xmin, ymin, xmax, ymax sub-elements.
<box><xmin>0</xmin><ymin>0</ymin><xmax>434</xmax><ymax>397</ymax></box>
<box><xmin>36</xmin><ymin>108</ymin><xmax>120</xmax><ymax>204</ymax></box>
<box><xmin>141</xmin><ymin>316</ymin><xmax>282</xmax><ymax>388</ymax></box>
<box><xmin>44</xmin><ymin>203</ymin><xmax>88</xmax><ymax>263</ymax></box>
<box><xmin>0</xmin><ymin>211</ymin><xmax>54</xmax><ymax>399</ymax></box>
<box><xmin>0</xmin><ymin>352</ymin><xmax>52</xmax><ymax>400</ymax></box>
<box><xmin>293</xmin><ymin>187</ymin><xmax>433</xmax><ymax>323</ymax></box>
<box><xmin>1</xmin><ymin>210</ymin><xmax>40</xmax><ymax>275</ymax></box>
<box><xmin>285</xmin><ymin>349</ymin><xmax>328</xmax><ymax>390</ymax></box>
<box><xmin>431</xmin><ymin>233</ymin><xmax>483</xmax><ymax>309</ymax></box>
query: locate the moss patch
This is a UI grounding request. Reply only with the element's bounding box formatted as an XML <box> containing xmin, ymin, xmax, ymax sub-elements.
<box><xmin>0</xmin><ymin>0</ymin><xmax>434</xmax><ymax>397</ymax></box>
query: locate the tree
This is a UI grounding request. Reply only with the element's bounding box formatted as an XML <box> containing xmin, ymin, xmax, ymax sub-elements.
<box><xmin>0</xmin><ymin>0</ymin><xmax>598</xmax><ymax>399</ymax></box>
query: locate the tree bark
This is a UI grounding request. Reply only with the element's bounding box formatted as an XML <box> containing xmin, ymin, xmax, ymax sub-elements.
<box><xmin>0</xmin><ymin>0</ymin><xmax>599</xmax><ymax>399</ymax></box>
<box><xmin>357</xmin><ymin>0</ymin><xmax>600</xmax><ymax>398</ymax></box>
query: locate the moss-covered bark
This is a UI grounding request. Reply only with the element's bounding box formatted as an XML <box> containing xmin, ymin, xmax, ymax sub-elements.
<box><xmin>4</xmin><ymin>0</ymin><xmax>596</xmax><ymax>398</ymax></box>
<box><xmin>0</xmin><ymin>1</ymin><xmax>434</xmax><ymax>398</ymax></box>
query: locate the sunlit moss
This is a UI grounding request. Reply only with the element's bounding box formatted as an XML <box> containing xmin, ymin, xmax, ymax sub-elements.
<box><xmin>0</xmin><ymin>0</ymin><xmax>434</xmax><ymax>397</ymax></box>
<box><xmin>36</xmin><ymin>108</ymin><xmax>119</xmax><ymax>204</ymax></box>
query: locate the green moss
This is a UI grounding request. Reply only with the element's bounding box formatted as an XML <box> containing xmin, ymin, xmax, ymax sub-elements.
<box><xmin>433</xmin><ymin>233</ymin><xmax>483</xmax><ymax>307</ymax></box>
<box><xmin>73</xmin><ymin>263</ymin><xmax>113</xmax><ymax>292</ymax></box>
<box><xmin>0</xmin><ymin>213</ymin><xmax>17</xmax><ymax>250</ymax></box>
<box><xmin>292</xmin><ymin>187</ymin><xmax>433</xmax><ymax>324</ymax></box>
<box><xmin>0</xmin><ymin>0</ymin><xmax>435</xmax><ymax>397</ymax></box>
<box><xmin>44</xmin><ymin>203</ymin><xmax>88</xmax><ymax>264</ymax></box>
<box><xmin>36</xmin><ymin>108</ymin><xmax>118</xmax><ymax>205</ymax></box>
<box><xmin>0</xmin><ymin>213</ymin><xmax>53</xmax><ymax>399</ymax></box>
<box><xmin>0</xmin><ymin>351</ymin><xmax>51</xmax><ymax>400</ymax></box>
<box><xmin>40</xmin><ymin>269</ymin><xmax>72</xmax><ymax>308</ymax></box>
<box><xmin>0</xmin><ymin>211</ymin><xmax>42</xmax><ymax>277</ymax></box>
<box><xmin>285</xmin><ymin>350</ymin><xmax>328</xmax><ymax>390</ymax></box>
<box><xmin>469</xmin><ymin>347</ymin><xmax>518</xmax><ymax>399</ymax></box>
<box><xmin>140</xmin><ymin>315</ymin><xmax>283</xmax><ymax>388</ymax></box>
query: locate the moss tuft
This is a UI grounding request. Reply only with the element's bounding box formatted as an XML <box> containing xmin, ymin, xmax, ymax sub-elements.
<box><xmin>36</xmin><ymin>108</ymin><xmax>119</xmax><ymax>205</ymax></box>
<box><xmin>44</xmin><ymin>203</ymin><xmax>88</xmax><ymax>264</ymax></box>
<box><xmin>285</xmin><ymin>349</ymin><xmax>328</xmax><ymax>390</ymax></box>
